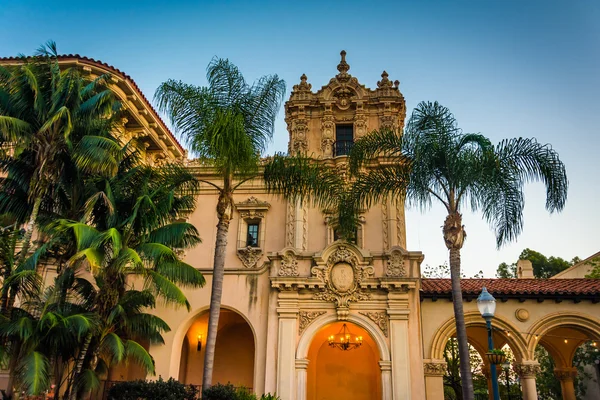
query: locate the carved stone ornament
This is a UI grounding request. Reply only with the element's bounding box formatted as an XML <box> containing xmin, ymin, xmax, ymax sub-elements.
<box><xmin>311</xmin><ymin>245</ymin><xmax>374</xmax><ymax>307</ymax></box>
<box><xmin>553</xmin><ymin>367</ymin><xmax>578</xmax><ymax>381</ymax></box>
<box><xmin>513</xmin><ymin>363</ymin><xmax>541</xmax><ymax>379</ymax></box>
<box><xmin>515</xmin><ymin>308</ymin><xmax>530</xmax><ymax>322</ymax></box>
<box><xmin>359</xmin><ymin>311</ymin><xmax>389</xmax><ymax>337</ymax></box>
<box><xmin>423</xmin><ymin>362</ymin><xmax>447</xmax><ymax>376</ymax></box>
<box><xmin>237</xmin><ymin>196</ymin><xmax>270</xmax><ymax>207</ymax></box>
<box><xmin>298</xmin><ymin>311</ymin><xmax>326</xmax><ymax>333</ymax></box>
<box><xmin>386</xmin><ymin>249</ymin><xmax>406</xmax><ymax>277</ymax></box>
<box><xmin>237</xmin><ymin>246</ymin><xmax>263</xmax><ymax>269</ymax></box>
<box><xmin>279</xmin><ymin>251</ymin><xmax>299</xmax><ymax>277</ymax></box>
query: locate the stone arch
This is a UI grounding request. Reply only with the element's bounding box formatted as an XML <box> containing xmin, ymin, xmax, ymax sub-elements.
<box><xmin>168</xmin><ymin>304</ymin><xmax>257</xmax><ymax>383</ymax></box>
<box><xmin>296</xmin><ymin>312</ymin><xmax>390</xmax><ymax>361</ymax></box>
<box><xmin>526</xmin><ymin>312</ymin><xmax>600</xmax><ymax>365</ymax></box>
<box><xmin>429</xmin><ymin>311</ymin><xmax>528</xmax><ymax>362</ymax></box>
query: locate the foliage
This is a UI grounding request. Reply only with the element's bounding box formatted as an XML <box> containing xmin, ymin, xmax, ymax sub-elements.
<box><xmin>584</xmin><ymin>257</ymin><xmax>600</xmax><ymax>279</ymax></box>
<box><xmin>0</xmin><ymin>43</ymin><xmax>204</xmax><ymax>399</ymax></box>
<box><xmin>496</xmin><ymin>248</ymin><xmax>574</xmax><ymax>278</ymax></box>
<box><xmin>443</xmin><ymin>338</ymin><xmax>488</xmax><ymax>400</ymax></box>
<box><xmin>202</xmin><ymin>383</ymin><xmax>238</xmax><ymax>400</ymax></box>
<box><xmin>421</xmin><ymin>262</ymin><xmax>483</xmax><ymax>278</ymax></box>
<box><xmin>487</xmin><ymin>348</ymin><xmax>506</xmax><ymax>356</ymax></box>
<box><xmin>107</xmin><ymin>377</ymin><xmax>198</xmax><ymax>400</ymax></box>
<box><xmin>349</xmin><ymin>101</ymin><xmax>567</xmax><ymax>400</ymax></box>
<box><xmin>155</xmin><ymin>57</ymin><xmax>285</xmax><ymax>389</ymax></box>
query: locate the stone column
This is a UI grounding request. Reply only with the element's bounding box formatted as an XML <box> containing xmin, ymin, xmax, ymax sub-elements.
<box><xmin>295</xmin><ymin>359</ymin><xmax>309</xmax><ymax>400</ymax></box>
<box><xmin>514</xmin><ymin>362</ymin><xmax>541</xmax><ymax>400</ymax></box>
<box><xmin>388</xmin><ymin>309</ymin><xmax>411</xmax><ymax>400</ymax></box>
<box><xmin>380</xmin><ymin>361</ymin><xmax>393</xmax><ymax>400</ymax></box>
<box><xmin>276</xmin><ymin>292</ymin><xmax>299</xmax><ymax>400</ymax></box>
<box><xmin>423</xmin><ymin>359</ymin><xmax>446</xmax><ymax>400</ymax></box>
<box><xmin>554</xmin><ymin>367</ymin><xmax>578</xmax><ymax>400</ymax></box>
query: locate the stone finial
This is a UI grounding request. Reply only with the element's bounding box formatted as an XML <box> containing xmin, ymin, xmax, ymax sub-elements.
<box><xmin>337</xmin><ymin>50</ymin><xmax>350</xmax><ymax>76</ymax></box>
<box><xmin>293</xmin><ymin>73</ymin><xmax>311</xmax><ymax>93</ymax></box>
<box><xmin>377</xmin><ymin>70</ymin><xmax>393</xmax><ymax>88</ymax></box>
<box><xmin>517</xmin><ymin>259</ymin><xmax>534</xmax><ymax>279</ymax></box>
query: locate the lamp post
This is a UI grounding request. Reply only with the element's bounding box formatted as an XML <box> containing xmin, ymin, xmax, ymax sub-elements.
<box><xmin>502</xmin><ymin>361</ymin><xmax>511</xmax><ymax>400</ymax></box>
<box><xmin>477</xmin><ymin>287</ymin><xmax>501</xmax><ymax>400</ymax></box>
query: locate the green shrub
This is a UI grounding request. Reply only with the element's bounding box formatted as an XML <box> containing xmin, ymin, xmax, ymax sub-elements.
<box><xmin>236</xmin><ymin>387</ymin><xmax>257</xmax><ymax>400</ymax></box>
<box><xmin>259</xmin><ymin>394</ymin><xmax>281</xmax><ymax>400</ymax></box>
<box><xmin>202</xmin><ymin>383</ymin><xmax>238</xmax><ymax>400</ymax></box>
<box><xmin>107</xmin><ymin>377</ymin><xmax>198</xmax><ymax>400</ymax></box>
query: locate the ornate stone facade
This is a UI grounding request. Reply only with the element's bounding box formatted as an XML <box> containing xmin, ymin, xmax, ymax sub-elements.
<box><xmin>359</xmin><ymin>311</ymin><xmax>389</xmax><ymax>337</ymax></box>
<box><xmin>298</xmin><ymin>311</ymin><xmax>326</xmax><ymax>333</ymax></box>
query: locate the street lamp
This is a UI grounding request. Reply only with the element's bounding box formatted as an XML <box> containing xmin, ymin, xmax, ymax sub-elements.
<box><xmin>502</xmin><ymin>361</ymin><xmax>512</xmax><ymax>400</ymax></box>
<box><xmin>477</xmin><ymin>287</ymin><xmax>501</xmax><ymax>400</ymax></box>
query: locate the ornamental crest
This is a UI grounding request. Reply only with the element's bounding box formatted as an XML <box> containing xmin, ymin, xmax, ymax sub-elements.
<box><xmin>311</xmin><ymin>245</ymin><xmax>374</xmax><ymax>307</ymax></box>
<box><xmin>386</xmin><ymin>248</ymin><xmax>406</xmax><ymax>277</ymax></box>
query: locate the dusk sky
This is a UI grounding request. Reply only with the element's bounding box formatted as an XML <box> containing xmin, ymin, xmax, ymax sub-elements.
<box><xmin>2</xmin><ymin>0</ymin><xmax>599</xmax><ymax>276</ymax></box>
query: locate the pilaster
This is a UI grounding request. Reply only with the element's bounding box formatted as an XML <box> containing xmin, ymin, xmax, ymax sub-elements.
<box><xmin>388</xmin><ymin>301</ymin><xmax>411</xmax><ymax>400</ymax></box>
<box><xmin>423</xmin><ymin>359</ymin><xmax>446</xmax><ymax>400</ymax></box>
<box><xmin>276</xmin><ymin>292</ymin><xmax>299</xmax><ymax>400</ymax></box>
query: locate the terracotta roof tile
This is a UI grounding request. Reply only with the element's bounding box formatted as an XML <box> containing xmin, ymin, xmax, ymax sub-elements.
<box><xmin>0</xmin><ymin>54</ymin><xmax>184</xmax><ymax>153</ymax></box>
<box><xmin>421</xmin><ymin>279</ymin><xmax>600</xmax><ymax>299</ymax></box>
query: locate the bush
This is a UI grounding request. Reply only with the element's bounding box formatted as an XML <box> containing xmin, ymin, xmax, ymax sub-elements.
<box><xmin>202</xmin><ymin>384</ymin><xmax>280</xmax><ymax>400</ymax></box>
<box><xmin>107</xmin><ymin>377</ymin><xmax>198</xmax><ymax>400</ymax></box>
<box><xmin>202</xmin><ymin>383</ymin><xmax>238</xmax><ymax>400</ymax></box>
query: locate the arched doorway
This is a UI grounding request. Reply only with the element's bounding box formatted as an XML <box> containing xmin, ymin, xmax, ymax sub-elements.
<box><xmin>307</xmin><ymin>321</ymin><xmax>381</xmax><ymax>400</ymax></box>
<box><xmin>178</xmin><ymin>309</ymin><xmax>255</xmax><ymax>389</ymax></box>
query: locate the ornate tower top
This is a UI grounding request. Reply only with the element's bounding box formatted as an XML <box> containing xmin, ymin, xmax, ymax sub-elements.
<box><xmin>285</xmin><ymin>51</ymin><xmax>406</xmax><ymax>157</ymax></box>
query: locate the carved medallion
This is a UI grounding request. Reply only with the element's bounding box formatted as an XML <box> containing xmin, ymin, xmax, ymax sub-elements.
<box><xmin>237</xmin><ymin>246</ymin><xmax>263</xmax><ymax>269</ymax></box>
<box><xmin>312</xmin><ymin>245</ymin><xmax>374</xmax><ymax>307</ymax></box>
<box><xmin>331</xmin><ymin>263</ymin><xmax>354</xmax><ymax>293</ymax></box>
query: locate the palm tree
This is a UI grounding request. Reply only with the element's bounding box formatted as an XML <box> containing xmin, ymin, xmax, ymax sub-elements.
<box><xmin>155</xmin><ymin>58</ymin><xmax>285</xmax><ymax>388</ymax></box>
<box><xmin>349</xmin><ymin>101</ymin><xmax>568</xmax><ymax>400</ymax></box>
<box><xmin>52</xmin><ymin>157</ymin><xmax>205</xmax><ymax>399</ymax></box>
<box><xmin>0</xmin><ymin>42</ymin><xmax>122</xmax><ymax>313</ymax></box>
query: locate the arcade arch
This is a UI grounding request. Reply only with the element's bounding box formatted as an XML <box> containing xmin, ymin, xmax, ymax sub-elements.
<box><xmin>177</xmin><ymin>308</ymin><xmax>256</xmax><ymax>389</ymax></box>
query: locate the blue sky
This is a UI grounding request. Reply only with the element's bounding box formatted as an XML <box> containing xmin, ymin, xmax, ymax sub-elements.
<box><xmin>2</xmin><ymin>0</ymin><xmax>599</xmax><ymax>276</ymax></box>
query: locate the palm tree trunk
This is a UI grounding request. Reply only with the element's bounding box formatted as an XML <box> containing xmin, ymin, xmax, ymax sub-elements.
<box><xmin>443</xmin><ymin>212</ymin><xmax>474</xmax><ymax>400</ymax></box>
<box><xmin>202</xmin><ymin>192</ymin><xmax>232</xmax><ymax>390</ymax></box>
<box><xmin>68</xmin><ymin>334</ymin><xmax>92</xmax><ymax>400</ymax></box>
<box><xmin>18</xmin><ymin>195</ymin><xmax>42</xmax><ymax>266</ymax></box>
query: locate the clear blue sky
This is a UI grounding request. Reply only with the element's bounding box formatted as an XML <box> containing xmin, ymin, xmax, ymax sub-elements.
<box><xmin>2</xmin><ymin>0</ymin><xmax>599</xmax><ymax>276</ymax></box>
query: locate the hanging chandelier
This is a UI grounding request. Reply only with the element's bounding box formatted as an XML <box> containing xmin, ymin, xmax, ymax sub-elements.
<box><xmin>328</xmin><ymin>324</ymin><xmax>363</xmax><ymax>351</ymax></box>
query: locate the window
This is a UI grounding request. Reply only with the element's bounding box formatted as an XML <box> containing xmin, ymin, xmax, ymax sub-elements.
<box><xmin>335</xmin><ymin>124</ymin><xmax>353</xmax><ymax>156</ymax></box>
<box><xmin>246</xmin><ymin>223</ymin><xmax>260</xmax><ymax>247</ymax></box>
<box><xmin>333</xmin><ymin>227</ymin><xmax>357</xmax><ymax>244</ymax></box>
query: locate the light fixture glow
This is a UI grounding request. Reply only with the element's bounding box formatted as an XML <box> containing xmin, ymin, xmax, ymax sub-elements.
<box><xmin>328</xmin><ymin>324</ymin><xmax>363</xmax><ymax>351</ymax></box>
<box><xmin>197</xmin><ymin>334</ymin><xmax>203</xmax><ymax>351</ymax></box>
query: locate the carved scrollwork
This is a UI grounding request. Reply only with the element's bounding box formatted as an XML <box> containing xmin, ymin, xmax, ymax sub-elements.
<box><xmin>237</xmin><ymin>246</ymin><xmax>263</xmax><ymax>269</ymax></box>
<box><xmin>424</xmin><ymin>362</ymin><xmax>447</xmax><ymax>376</ymax></box>
<box><xmin>279</xmin><ymin>251</ymin><xmax>299</xmax><ymax>277</ymax></box>
<box><xmin>359</xmin><ymin>311</ymin><xmax>388</xmax><ymax>337</ymax></box>
<box><xmin>298</xmin><ymin>311</ymin><xmax>326</xmax><ymax>333</ymax></box>
<box><xmin>386</xmin><ymin>249</ymin><xmax>406</xmax><ymax>277</ymax></box>
<box><xmin>513</xmin><ymin>363</ymin><xmax>541</xmax><ymax>379</ymax></box>
<box><xmin>311</xmin><ymin>245</ymin><xmax>374</xmax><ymax>307</ymax></box>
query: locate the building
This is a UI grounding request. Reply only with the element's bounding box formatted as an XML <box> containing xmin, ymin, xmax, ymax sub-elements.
<box><xmin>1</xmin><ymin>52</ymin><xmax>599</xmax><ymax>400</ymax></box>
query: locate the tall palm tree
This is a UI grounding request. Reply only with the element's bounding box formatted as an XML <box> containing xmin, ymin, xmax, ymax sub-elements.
<box><xmin>349</xmin><ymin>101</ymin><xmax>568</xmax><ymax>400</ymax></box>
<box><xmin>155</xmin><ymin>58</ymin><xmax>285</xmax><ymax>388</ymax></box>
<box><xmin>0</xmin><ymin>42</ymin><xmax>122</xmax><ymax>312</ymax></box>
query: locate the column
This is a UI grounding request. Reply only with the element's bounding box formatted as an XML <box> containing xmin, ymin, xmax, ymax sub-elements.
<box><xmin>380</xmin><ymin>361</ymin><xmax>393</xmax><ymax>400</ymax></box>
<box><xmin>514</xmin><ymin>362</ymin><xmax>540</xmax><ymax>400</ymax></box>
<box><xmin>295</xmin><ymin>359</ymin><xmax>309</xmax><ymax>400</ymax></box>
<box><xmin>423</xmin><ymin>359</ymin><xmax>446</xmax><ymax>400</ymax></box>
<box><xmin>276</xmin><ymin>292</ymin><xmax>299</xmax><ymax>400</ymax></box>
<box><xmin>554</xmin><ymin>367</ymin><xmax>578</xmax><ymax>400</ymax></box>
<box><xmin>388</xmin><ymin>309</ymin><xmax>411</xmax><ymax>400</ymax></box>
